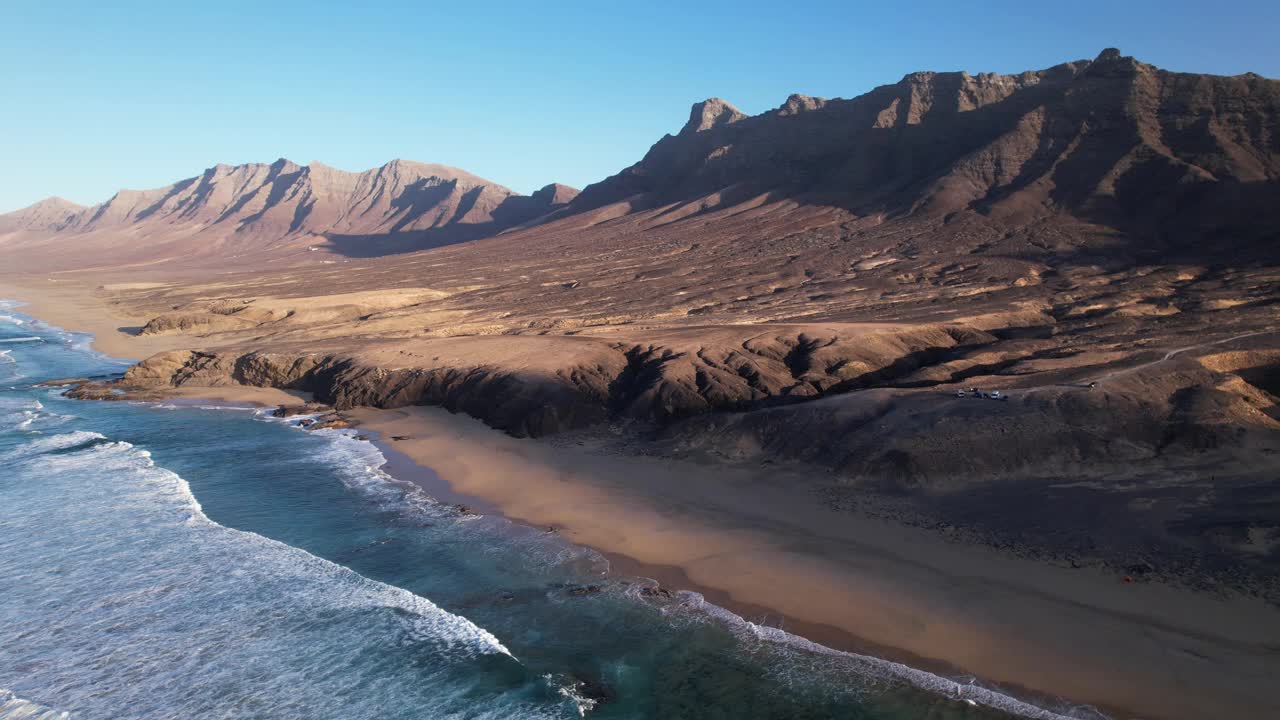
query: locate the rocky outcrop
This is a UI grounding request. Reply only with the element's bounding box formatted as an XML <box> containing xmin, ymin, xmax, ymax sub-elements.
<box><xmin>111</xmin><ymin>324</ymin><xmax>998</xmax><ymax>437</ymax></box>
<box><xmin>102</xmin><ymin>322</ymin><xmax>1280</xmax><ymax>490</ymax></box>
<box><xmin>660</xmin><ymin>354</ymin><xmax>1280</xmax><ymax>489</ymax></box>
<box><xmin>682</xmin><ymin>98</ymin><xmax>747</xmax><ymax>133</ymax></box>
<box><xmin>529</xmin><ymin>183</ymin><xmax>580</xmax><ymax>207</ymax></box>
<box><xmin>139</xmin><ymin>312</ymin><xmax>266</xmax><ymax>336</ymax></box>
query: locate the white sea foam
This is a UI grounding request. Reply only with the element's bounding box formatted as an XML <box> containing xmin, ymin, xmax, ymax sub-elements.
<box><xmin>0</xmin><ymin>689</ymin><xmax>70</xmax><ymax>720</ymax></box>
<box><xmin>545</xmin><ymin>674</ymin><xmax>598</xmax><ymax>718</ymax></box>
<box><xmin>2</xmin><ymin>428</ymin><xmax>567</xmax><ymax>718</ymax></box>
<box><xmin>304</xmin><ymin>423</ymin><xmax>457</xmax><ymax>521</ymax></box>
<box><xmin>0</xmin><ymin>351</ymin><xmax>20</xmax><ymax>381</ymax></box>
<box><xmin>1</xmin><ymin>430</ymin><xmax>106</xmax><ymax>461</ymax></box>
<box><xmin>297</xmin><ymin>420</ymin><xmax>610</xmax><ymax>578</ymax></box>
<box><xmin>672</xmin><ymin>594</ymin><xmax>1106</xmax><ymax>720</ymax></box>
<box><xmin>0</xmin><ymin>300</ymin><xmax>128</xmax><ymax>369</ymax></box>
<box><xmin>0</xmin><ymin>397</ymin><xmax>37</xmax><ymax>411</ymax></box>
<box><xmin>0</xmin><ymin>400</ymin><xmax>70</xmax><ymax>432</ymax></box>
<box><xmin>36</xmin><ymin>434</ymin><xmax>515</xmax><ymax>660</ymax></box>
<box><xmin>143</xmin><ymin>401</ymin><xmax>258</xmax><ymax>412</ymax></box>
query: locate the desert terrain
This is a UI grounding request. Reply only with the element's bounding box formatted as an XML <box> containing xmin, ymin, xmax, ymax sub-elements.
<box><xmin>3</xmin><ymin>49</ymin><xmax>1279</xmax><ymax>719</ymax></box>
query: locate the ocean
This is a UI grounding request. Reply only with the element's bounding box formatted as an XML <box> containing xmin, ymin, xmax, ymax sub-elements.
<box><xmin>0</xmin><ymin>300</ymin><xmax>1101</xmax><ymax>720</ymax></box>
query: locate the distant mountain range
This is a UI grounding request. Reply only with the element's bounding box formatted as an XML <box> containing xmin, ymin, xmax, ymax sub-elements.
<box><xmin>3</xmin><ymin>48</ymin><xmax>1277</xmax><ymax>268</ymax></box>
<box><xmin>0</xmin><ymin>159</ymin><xmax>577</xmax><ymax>264</ymax></box>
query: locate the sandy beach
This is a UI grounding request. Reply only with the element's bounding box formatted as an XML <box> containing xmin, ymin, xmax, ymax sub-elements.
<box><xmin>348</xmin><ymin>405</ymin><xmax>1280</xmax><ymax>720</ymax></box>
<box><xmin>5</xmin><ymin>281</ymin><xmax>1280</xmax><ymax>720</ymax></box>
<box><xmin>0</xmin><ymin>277</ymin><xmax>182</xmax><ymax>360</ymax></box>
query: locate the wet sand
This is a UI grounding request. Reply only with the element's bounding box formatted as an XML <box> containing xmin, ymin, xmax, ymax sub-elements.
<box><xmin>6</xmin><ymin>281</ymin><xmax>1280</xmax><ymax>720</ymax></box>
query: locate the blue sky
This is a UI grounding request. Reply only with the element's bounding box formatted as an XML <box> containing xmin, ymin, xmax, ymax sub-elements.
<box><xmin>2</xmin><ymin>0</ymin><xmax>1277</xmax><ymax>212</ymax></box>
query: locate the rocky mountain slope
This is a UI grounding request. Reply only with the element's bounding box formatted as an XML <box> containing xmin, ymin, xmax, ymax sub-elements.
<box><xmin>0</xmin><ymin>196</ymin><xmax>87</xmax><ymax>232</ymax></box>
<box><xmin>572</xmin><ymin>48</ymin><xmax>1279</xmax><ymax>262</ymax></box>
<box><xmin>0</xmin><ymin>159</ymin><xmax>577</xmax><ymax>267</ymax></box>
<box><xmin>6</xmin><ymin>48</ymin><xmax>1275</xmax><ymax>270</ymax></box>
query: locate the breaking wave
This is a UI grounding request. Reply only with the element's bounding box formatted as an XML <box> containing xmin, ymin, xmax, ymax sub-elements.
<box><xmin>0</xmin><ymin>422</ymin><xmax>561</xmax><ymax>719</ymax></box>
<box><xmin>0</xmin><ymin>689</ymin><xmax>69</xmax><ymax>720</ymax></box>
<box><xmin>49</xmin><ymin>434</ymin><xmax>511</xmax><ymax>657</ymax></box>
<box><xmin>679</xmin><ymin>597</ymin><xmax>1106</xmax><ymax>720</ymax></box>
<box><xmin>0</xmin><ymin>430</ymin><xmax>106</xmax><ymax>460</ymax></box>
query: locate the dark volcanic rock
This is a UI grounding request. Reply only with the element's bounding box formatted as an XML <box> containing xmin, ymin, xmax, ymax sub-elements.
<box><xmin>270</xmin><ymin>403</ymin><xmax>330</xmax><ymax>418</ymax></box>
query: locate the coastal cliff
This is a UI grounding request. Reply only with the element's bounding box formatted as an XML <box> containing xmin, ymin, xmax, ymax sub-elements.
<box><xmin>110</xmin><ymin>323</ymin><xmax>997</xmax><ymax>439</ymax></box>
<box><xmin>92</xmin><ymin>321</ymin><xmax>1279</xmax><ymax>494</ymax></box>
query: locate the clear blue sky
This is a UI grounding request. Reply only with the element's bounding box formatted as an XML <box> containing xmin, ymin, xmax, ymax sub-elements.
<box><xmin>2</xmin><ymin>0</ymin><xmax>1277</xmax><ymax>213</ymax></box>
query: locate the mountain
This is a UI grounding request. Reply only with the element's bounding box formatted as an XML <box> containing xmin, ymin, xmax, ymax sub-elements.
<box><xmin>0</xmin><ymin>196</ymin><xmax>86</xmax><ymax>232</ymax></box>
<box><xmin>570</xmin><ymin>48</ymin><xmax>1279</xmax><ymax>260</ymax></box>
<box><xmin>3</xmin><ymin>48</ymin><xmax>1276</xmax><ymax>271</ymax></box>
<box><xmin>0</xmin><ymin>159</ymin><xmax>578</xmax><ymax>267</ymax></box>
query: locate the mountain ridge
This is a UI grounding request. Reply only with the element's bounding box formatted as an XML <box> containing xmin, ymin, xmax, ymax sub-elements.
<box><xmin>0</xmin><ymin>158</ymin><xmax>579</xmax><ymax>263</ymax></box>
<box><xmin>567</xmin><ymin>48</ymin><xmax>1279</xmax><ymax>261</ymax></box>
<box><xmin>3</xmin><ymin>48</ymin><xmax>1277</xmax><ymax>268</ymax></box>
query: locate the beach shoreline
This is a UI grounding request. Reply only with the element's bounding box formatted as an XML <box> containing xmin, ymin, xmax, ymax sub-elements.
<box><xmin>0</xmin><ymin>277</ymin><xmax>184</xmax><ymax>360</ymax></box>
<box><xmin>346</xmin><ymin>405</ymin><xmax>1280</xmax><ymax>720</ymax></box>
<box><xmin>368</xmin><ymin>430</ymin><xmax>964</xmax><ymax>672</ymax></box>
<box><xmin>5</xmin><ymin>281</ymin><xmax>1280</xmax><ymax>720</ymax></box>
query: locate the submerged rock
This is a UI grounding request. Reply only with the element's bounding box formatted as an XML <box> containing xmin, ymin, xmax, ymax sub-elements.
<box><xmin>566</xmin><ymin>673</ymin><xmax>618</xmax><ymax>707</ymax></box>
<box><xmin>33</xmin><ymin>377</ymin><xmax>92</xmax><ymax>387</ymax></box>
<box><xmin>639</xmin><ymin>585</ymin><xmax>674</xmax><ymax>600</ymax></box>
<box><xmin>271</xmin><ymin>403</ymin><xmax>331</xmax><ymax>418</ymax></box>
<box><xmin>308</xmin><ymin>413</ymin><xmax>352</xmax><ymax>431</ymax></box>
<box><xmin>561</xmin><ymin>583</ymin><xmax>603</xmax><ymax>597</ymax></box>
<box><xmin>63</xmin><ymin>381</ymin><xmax>133</xmax><ymax>401</ymax></box>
